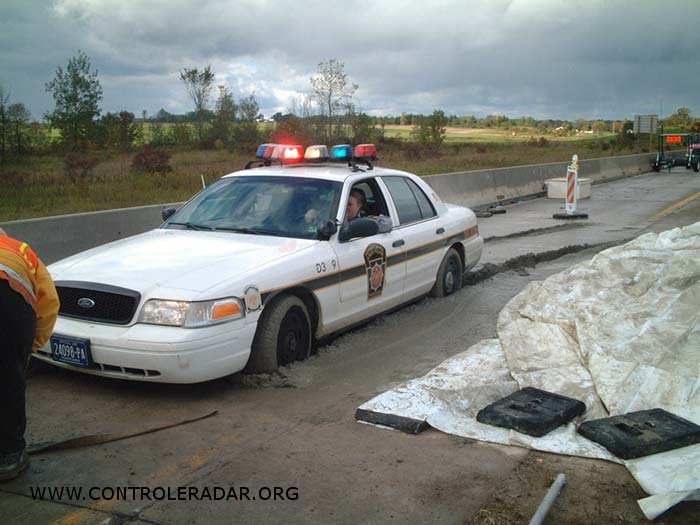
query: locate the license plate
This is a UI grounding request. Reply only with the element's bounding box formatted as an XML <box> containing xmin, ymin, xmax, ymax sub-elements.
<box><xmin>50</xmin><ymin>335</ymin><xmax>92</xmax><ymax>368</ymax></box>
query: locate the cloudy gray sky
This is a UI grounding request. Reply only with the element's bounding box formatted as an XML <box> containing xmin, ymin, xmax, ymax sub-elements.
<box><xmin>2</xmin><ymin>0</ymin><xmax>699</xmax><ymax>121</ymax></box>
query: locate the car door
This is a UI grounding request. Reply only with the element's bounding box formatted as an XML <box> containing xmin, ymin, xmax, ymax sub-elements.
<box><xmin>325</xmin><ymin>177</ymin><xmax>407</xmax><ymax>331</ymax></box>
<box><xmin>381</xmin><ymin>175</ymin><xmax>443</xmax><ymax>297</ymax></box>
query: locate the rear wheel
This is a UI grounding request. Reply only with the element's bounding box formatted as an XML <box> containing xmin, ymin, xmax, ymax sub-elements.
<box><xmin>694</xmin><ymin>161</ymin><xmax>699</xmax><ymax>173</ymax></box>
<box><xmin>244</xmin><ymin>295</ymin><xmax>311</xmax><ymax>373</ymax></box>
<box><xmin>429</xmin><ymin>248</ymin><xmax>463</xmax><ymax>298</ymax></box>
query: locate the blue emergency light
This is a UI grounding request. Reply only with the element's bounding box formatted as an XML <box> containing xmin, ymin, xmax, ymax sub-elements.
<box><xmin>330</xmin><ymin>144</ymin><xmax>353</xmax><ymax>161</ymax></box>
<box><xmin>256</xmin><ymin>143</ymin><xmax>275</xmax><ymax>159</ymax></box>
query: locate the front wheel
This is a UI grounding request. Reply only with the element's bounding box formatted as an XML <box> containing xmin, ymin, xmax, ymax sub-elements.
<box><xmin>430</xmin><ymin>248</ymin><xmax>464</xmax><ymax>298</ymax></box>
<box><xmin>245</xmin><ymin>295</ymin><xmax>312</xmax><ymax>373</ymax></box>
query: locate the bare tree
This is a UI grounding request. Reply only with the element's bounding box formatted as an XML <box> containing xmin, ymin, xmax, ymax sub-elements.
<box><xmin>310</xmin><ymin>59</ymin><xmax>358</xmax><ymax>142</ymax></box>
<box><xmin>179</xmin><ymin>65</ymin><xmax>215</xmax><ymax>142</ymax></box>
<box><xmin>8</xmin><ymin>103</ymin><xmax>31</xmax><ymax>154</ymax></box>
<box><xmin>237</xmin><ymin>93</ymin><xmax>259</xmax><ymax>122</ymax></box>
<box><xmin>284</xmin><ymin>94</ymin><xmax>317</xmax><ymax>143</ymax></box>
<box><xmin>0</xmin><ymin>85</ymin><xmax>10</xmax><ymax>166</ymax></box>
<box><xmin>287</xmin><ymin>94</ymin><xmax>314</xmax><ymax>120</ymax></box>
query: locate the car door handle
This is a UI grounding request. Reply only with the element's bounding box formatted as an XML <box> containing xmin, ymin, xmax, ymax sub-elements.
<box><xmin>392</xmin><ymin>239</ymin><xmax>405</xmax><ymax>248</ymax></box>
<box><xmin>436</xmin><ymin>227</ymin><xmax>445</xmax><ymax>235</ymax></box>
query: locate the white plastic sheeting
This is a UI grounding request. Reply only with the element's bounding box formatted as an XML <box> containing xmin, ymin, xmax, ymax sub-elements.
<box><xmin>358</xmin><ymin>222</ymin><xmax>700</xmax><ymax>519</ymax></box>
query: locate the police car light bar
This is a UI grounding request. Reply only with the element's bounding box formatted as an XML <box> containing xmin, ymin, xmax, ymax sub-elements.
<box><xmin>281</xmin><ymin>145</ymin><xmax>304</xmax><ymax>164</ymax></box>
<box><xmin>249</xmin><ymin>143</ymin><xmax>378</xmax><ymax>169</ymax></box>
<box><xmin>304</xmin><ymin>145</ymin><xmax>329</xmax><ymax>162</ymax></box>
<box><xmin>271</xmin><ymin>144</ymin><xmax>301</xmax><ymax>161</ymax></box>
<box><xmin>330</xmin><ymin>144</ymin><xmax>353</xmax><ymax>162</ymax></box>
<box><xmin>256</xmin><ymin>143</ymin><xmax>275</xmax><ymax>159</ymax></box>
<box><xmin>353</xmin><ymin>144</ymin><xmax>377</xmax><ymax>161</ymax></box>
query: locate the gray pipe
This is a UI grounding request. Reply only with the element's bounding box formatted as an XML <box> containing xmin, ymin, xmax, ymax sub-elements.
<box><xmin>528</xmin><ymin>473</ymin><xmax>566</xmax><ymax>525</ymax></box>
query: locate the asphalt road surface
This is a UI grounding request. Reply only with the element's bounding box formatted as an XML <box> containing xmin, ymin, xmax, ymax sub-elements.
<box><xmin>2</xmin><ymin>169</ymin><xmax>700</xmax><ymax>524</ymax></box>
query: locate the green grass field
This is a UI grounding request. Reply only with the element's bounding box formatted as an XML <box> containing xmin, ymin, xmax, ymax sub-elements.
<box><xmin>380</xmin><ymin>125</ymin><xmax>615</xmax><ymax>143</ymax></box>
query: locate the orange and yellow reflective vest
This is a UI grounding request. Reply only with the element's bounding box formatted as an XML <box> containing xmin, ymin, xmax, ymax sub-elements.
<box><xmin>0</xmin><ymin>233</ymin><xmax>60</xmax><ymax>351</ymax></box>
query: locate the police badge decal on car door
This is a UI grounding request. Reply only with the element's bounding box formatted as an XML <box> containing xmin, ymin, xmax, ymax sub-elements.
<box><xmin>364</xmin><ymin>243</ymin><xmax>387</xmax><ymax>300</ymax></box>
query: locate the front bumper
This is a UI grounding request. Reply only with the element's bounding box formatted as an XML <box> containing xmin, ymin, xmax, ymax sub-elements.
<box><xmin>35</xmin><ymin>316</ymin><xmax>257</xmax><ymax>384</ymax></box>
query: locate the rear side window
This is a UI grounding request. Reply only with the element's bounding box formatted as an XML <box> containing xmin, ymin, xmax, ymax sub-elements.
<box><xmin>383</xmin><ymin>176</ymin><xmax>436</xmax><ymax>224</ymax></box>
<box><xmin>407</xmin><ymin>179</ymin><xmax>436</xmax><ymax>219</ymax></box>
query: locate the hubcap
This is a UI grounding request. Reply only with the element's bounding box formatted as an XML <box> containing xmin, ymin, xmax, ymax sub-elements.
<box><xmin>445</xmin><ymin>270</ymin><xmax>455</xmax><ymax>291</ymax></box>
<box><xmin>445</xmin><ymin>259</ymin><xmax>458</xmax><ymax>293</ymax></box>
<box><xmin>278</xmin><ymin>307</ymin><xmax>308</xmax><ymax>366</ymax></box>
<box><xmin>286</xmin><ymin>331</ymin><xmax>297</xmax><ymax>351</ymax></box>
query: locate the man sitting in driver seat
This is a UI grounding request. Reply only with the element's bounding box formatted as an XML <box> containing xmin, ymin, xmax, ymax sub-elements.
<box><xmin>345</xmin><ymin>189</ymin><xmax>392</xmax><ymax>233</ymax></box>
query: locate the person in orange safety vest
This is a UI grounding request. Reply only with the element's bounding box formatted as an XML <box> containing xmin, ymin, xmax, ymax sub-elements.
<box><xmin>0</xmin><ymin>227</ymin><xmax>59</xmax><ymax>481</ymax></box>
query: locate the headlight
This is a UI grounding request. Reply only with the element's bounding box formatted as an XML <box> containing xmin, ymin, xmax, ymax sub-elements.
<box><xmin>138</xmin><ymin>298</ymin><xmax>244</xmax><ymax>327</ymax></box>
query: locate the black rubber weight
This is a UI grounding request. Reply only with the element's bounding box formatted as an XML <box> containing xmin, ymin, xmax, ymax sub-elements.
<box><xmin>476</xmin><ymin>387</ymin><xmax>586</xmax><ymax>437</ymax></box>
<box><xmin>430</xmin><ymin>248</ymin><xmax>463</xmax><ymax>297</ymax></box>
<box><xmin>577</xmin><ymin>409</ymin><xmax>700</xmax><ymax>459</ymax></box>
<box><xmin>244</xmin><ymin>295</ymin><xmax>311</xmax><ymax>374</ymax></box>
<box><xmin>355</xmin><ymin>408</ymin><xmax>430</xmax><ymax>434</ymax></box>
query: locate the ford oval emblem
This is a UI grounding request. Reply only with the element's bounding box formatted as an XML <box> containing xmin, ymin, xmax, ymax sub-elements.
<box><xmin>77</xmin><ymin>298</ymin><xmax>96</xmax><ymax>309</ymax></box>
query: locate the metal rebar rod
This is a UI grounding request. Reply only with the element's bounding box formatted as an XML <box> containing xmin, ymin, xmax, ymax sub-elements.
<box><xmin>528</xmin><ymin>473</ymin><xmax>567</xmax><ymax>525</ymax></box>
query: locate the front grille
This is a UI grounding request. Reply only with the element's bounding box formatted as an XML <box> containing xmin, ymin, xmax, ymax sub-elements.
<box><xmin>55</xmin><ymin>281</ymin><xmax>141</xmax><ymax>325</ymax></box>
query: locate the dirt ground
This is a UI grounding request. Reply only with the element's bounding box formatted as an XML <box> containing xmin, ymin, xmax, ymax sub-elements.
<box><xmin>468</xmin><ymin>450</ymin><xmax>699</xmax><ymax>524</ymax></box>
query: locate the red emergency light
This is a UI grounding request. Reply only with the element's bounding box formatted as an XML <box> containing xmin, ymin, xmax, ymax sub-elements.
<box><xmin>280</xmin><ymin>145</ymin><xmax>304</xmax><ymax>164</ymax></box>
<box><xmin>666</xmin><ymin>135</ymin><xmax>683</xmax><ymax>144</ymax></box>
<box><xmin>354</xmin><ymin>144</ymin><xmax>377</xmax><ymax>160</ymax></box>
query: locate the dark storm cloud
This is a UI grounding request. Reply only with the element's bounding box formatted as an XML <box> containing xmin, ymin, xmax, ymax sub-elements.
<box><xmin>1</xmin><ymin>0</ymin><xmax>699</xmax><ymax>120</ymax></box>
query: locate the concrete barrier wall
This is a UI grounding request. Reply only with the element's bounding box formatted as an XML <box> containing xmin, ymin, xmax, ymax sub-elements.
<box><xmin>1</xmin><ymin>153</ymin><xmax>654</xmax><ymax>263</ymax></box>
<box><xmin>423</xmin><ymin>152</ymin><xmax>653</xmax><ymax>208</ymax></box>
<box><xmin>1</xmin><ymin>204</ymin><xmax>173</xmax><ymax>264</ymax></box>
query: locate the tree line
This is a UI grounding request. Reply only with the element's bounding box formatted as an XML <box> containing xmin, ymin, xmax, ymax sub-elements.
<box><xmin>1</xmin><ymin>50</ymin><xmax>698</xmax><ymax>170</ymax></box>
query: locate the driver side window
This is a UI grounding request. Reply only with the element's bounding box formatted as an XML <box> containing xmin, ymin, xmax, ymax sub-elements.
<box><xmin>339</xmin><ymin>178</ymin><xmax>392</xmax><ymax>242</ymax></box>
<box><xmin>346</xmin><ymin>178</ymin><xmax>390</xmax><ymax>219</ymax></box>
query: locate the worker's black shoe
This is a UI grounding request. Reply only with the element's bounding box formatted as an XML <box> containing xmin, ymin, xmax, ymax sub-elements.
<box><xmin>0</xmin><ymin>450</ymin><xmax>29</xmax><ymax>482</ymax></box>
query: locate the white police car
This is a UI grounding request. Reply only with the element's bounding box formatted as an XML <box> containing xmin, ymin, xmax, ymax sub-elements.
<box><xmin>35</xmin><ymin>144</ymin><xmax>483</xmax><ymax>383</ymax></box>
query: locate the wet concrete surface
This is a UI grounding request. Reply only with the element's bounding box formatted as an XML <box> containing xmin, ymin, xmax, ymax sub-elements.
<box><xmin>2</xmin><ymin>169</ymin><xmax>700</xmax><ymax>524</ymax></box>
<box><xmin>477</xmin><ymin>170</ymin><xmax>700</xmax><ymax>267</ymax></box>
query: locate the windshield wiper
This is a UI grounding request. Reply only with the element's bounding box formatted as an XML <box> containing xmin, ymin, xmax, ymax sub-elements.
<box><xmin>212</xmin><ymin>226</ymin><xmax>282</xmax><ymax>236</ymax></box>
<box><xmin>167</xmin><ymin>221</ymin><xmax>215</xmax><ymax>231</ymax></box>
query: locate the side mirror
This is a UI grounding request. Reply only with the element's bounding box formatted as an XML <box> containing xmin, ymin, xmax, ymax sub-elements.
<box><xmin>161</xmin><ymin>207</ymin><xmax>177</xmax><ymax>221</ymax></box>
<box><xmin>317</xmin><ymin>220</ymin><xmax>338</xmax><ymax>241</ymax></box>
<box><xmin>338</xmin><ymin>218</ymin><xmax>379</xmax><ymax>242</ymax></box>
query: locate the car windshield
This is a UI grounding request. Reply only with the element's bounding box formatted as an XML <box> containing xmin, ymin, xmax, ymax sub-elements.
<box><xmin>164</xmin><ymin>176</ymin><xmax>343</xmax><ymax>239</ymax></box>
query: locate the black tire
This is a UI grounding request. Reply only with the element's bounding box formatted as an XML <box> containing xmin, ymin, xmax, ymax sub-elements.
<box><xmin>244</xmin><ymin>295</ymin><xmax>311</xmax><ymax>373</ymax></box>
<box><xmin>429</xmin><ymin>248</ymin><xmax>464</xmax><ymax>298</ymax></box>
<box><xmin>694</xmin><ymin>162</ymin><xmax>699</xmax><ymax>173</ymax></box>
